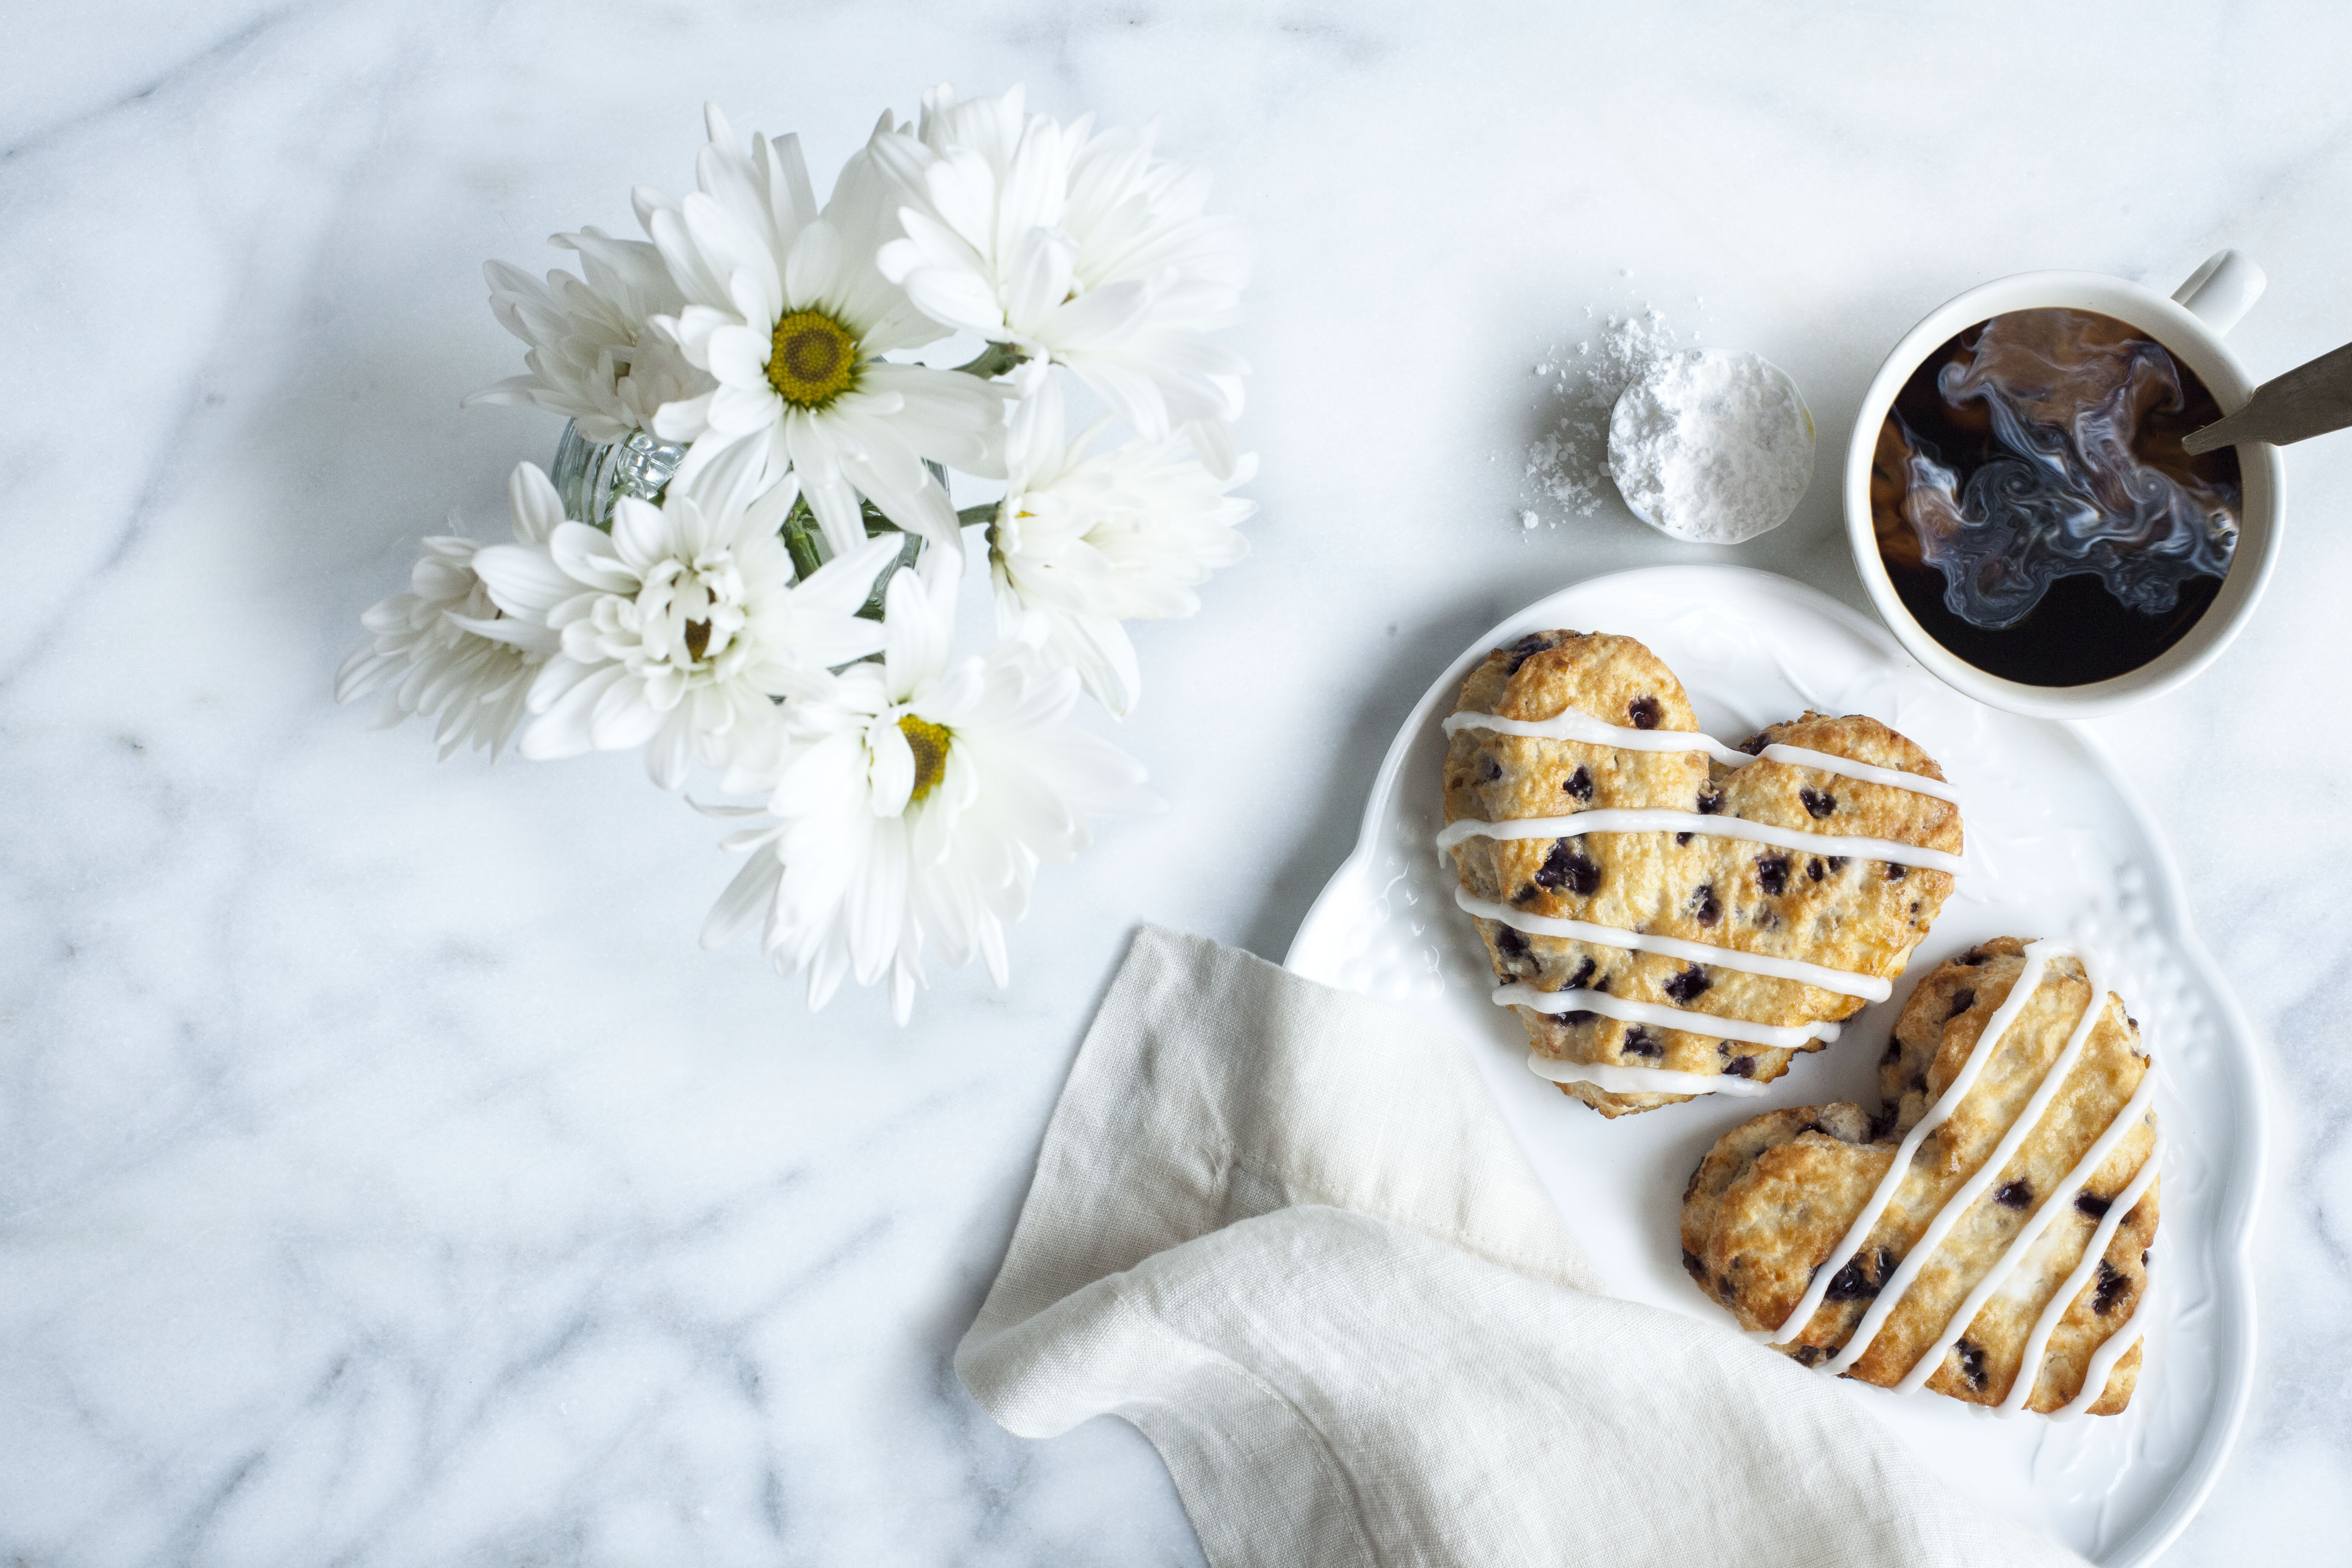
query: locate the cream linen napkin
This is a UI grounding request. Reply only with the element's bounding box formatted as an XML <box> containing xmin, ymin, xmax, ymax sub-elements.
<box><xmin>956</xmin><ymin>927</ymin><xmax>2089</xmax><ymax>1568</ymax></box>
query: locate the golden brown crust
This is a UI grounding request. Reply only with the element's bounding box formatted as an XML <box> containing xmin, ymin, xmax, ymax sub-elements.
<box><xmin>1441</xmin><ymin>630</ymin><xmax>1961</xmax><ymax>1116</ymax></box>
<box><xmin>1679</xmin><ymin>943</ymin><xmax>2159</xmax><ymax>1414</ymax></box>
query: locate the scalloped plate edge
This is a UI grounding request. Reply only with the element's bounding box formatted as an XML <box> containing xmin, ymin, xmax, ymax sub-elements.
<box><xmin>1283</xmin><ymin>564</ymin><xmax>2262</xmax><ymax>1568</ymax></box>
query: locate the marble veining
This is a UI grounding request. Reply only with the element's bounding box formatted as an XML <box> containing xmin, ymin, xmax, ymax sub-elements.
<box><xmin>4</xmin><ymin>2</ymin><xmax>2350</xmax><ymax>1562</ymax></box>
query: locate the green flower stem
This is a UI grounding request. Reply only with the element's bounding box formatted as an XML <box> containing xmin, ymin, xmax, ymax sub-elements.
<box><xmin>780</xmin><ymin>501</ymin><xmax>829</xmax><ymax>583</ymax></box>
<box><xmin>950</xmin><ymin>341</ymin><xmax>1028</xmax><ymax>380</ymax></box>
<box><xmin>858</xmin><ymin>531</ymin><xmax>923</xmax><ymax>622</ymax></box>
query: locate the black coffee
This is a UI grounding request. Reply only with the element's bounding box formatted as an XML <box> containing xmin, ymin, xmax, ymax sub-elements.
<box><xmin>1870</xmin><ymin>307</ymin><xmax>2241</xmax><ymax>687</ymax></box>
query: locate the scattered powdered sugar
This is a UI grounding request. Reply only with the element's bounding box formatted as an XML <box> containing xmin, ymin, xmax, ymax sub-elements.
<box><xmin>1522</xmin><ymin>304</ymin><xmax>1685</xmax><ymax>522</ymax></box>
<box><xmin>1607</xmin><ymin>350</ymin><xmax>1814</xmax><ymax>544</ymax></box>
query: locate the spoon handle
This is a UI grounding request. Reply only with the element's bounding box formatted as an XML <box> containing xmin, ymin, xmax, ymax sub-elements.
<box><xmin>2184</xmin><ymin>339</ymin><xmax>2352</xmax><ymax>453</ymax></box>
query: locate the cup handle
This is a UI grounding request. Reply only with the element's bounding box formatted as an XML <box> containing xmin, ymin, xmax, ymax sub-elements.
<box><xmin>2172</xmin><ymin>250</ymin><xmax>2266</xmax><ymax>337</ymax></box>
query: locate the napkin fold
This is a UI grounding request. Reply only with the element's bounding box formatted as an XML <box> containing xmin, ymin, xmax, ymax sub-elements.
<box><xmin>956</xmin><ymin>927</ymin><xmax>2089</xmax><ymax>1568</ymax></box>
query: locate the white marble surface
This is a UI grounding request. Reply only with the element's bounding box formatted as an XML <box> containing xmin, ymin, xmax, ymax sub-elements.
<box><xmin>5</xmin><ymin>3</ymin><xmax>2349</xmax><ymax>1562</ymax></box>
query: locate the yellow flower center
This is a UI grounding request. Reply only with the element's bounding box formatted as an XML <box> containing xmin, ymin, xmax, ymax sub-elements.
<box><xmin>898</xmin><ymin>714</ymin><xmax>952</xmax><ymax>805</ymax></box>
<box><xmin>767</xmin><ymin>309</ymin><xmax>860</xmax><ymax>408</ymax></box>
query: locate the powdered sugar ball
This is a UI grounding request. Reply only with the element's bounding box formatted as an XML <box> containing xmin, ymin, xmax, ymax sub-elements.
<box><xmin>1607</xmin><ymin>350</ymin><xmax>1814</xmax><ymax>543</ymax></box>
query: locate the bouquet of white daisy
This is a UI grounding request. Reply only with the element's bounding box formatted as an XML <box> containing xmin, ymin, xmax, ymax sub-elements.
<box><xmin>339</xmin><ymin>86</ymin><xmax>1254</xmax><ymax>1021</ymax></box>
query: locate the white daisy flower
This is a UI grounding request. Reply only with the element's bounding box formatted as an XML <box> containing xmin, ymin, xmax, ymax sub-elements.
<box><xmin>703</xmin><ymin>559</ymin><xmax>1161</xmax><ymax>1022</ymax></box>
<box><xmin>462</xmin><ymin>228</ymin><xmax>713</xmax><ymax>444</ymax></box>
<box><xmin>634</xmin><ymin>105</ymin><xmax>1007</xmax><ymax>562</ymax></box>
<box><xmin>989</xmin><ymin>373</ymin><xmax>1254</xmax><ymax>716</ymax></box>
<box><xmin>335</xmin><ymin>464</ymin><xmax>568</xmax><ymax>760</ymax></box>
<box><xmin>874</xmin><ymin>83</ymin><xmax>1253</xmax><ymax>441</ymax></box>
<box><xmin>472</xmin><ymin>444</ymin><xmax>900</xmax><ymax>789</ymax></box>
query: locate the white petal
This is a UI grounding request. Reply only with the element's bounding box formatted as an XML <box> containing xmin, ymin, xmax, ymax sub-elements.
<box><xmin>783</xmin><ymin>418</ymin><xmax>871</xmax><ymax>562</ymax></box>
<box><xmin>683</xmin><ymin>432</ymin><xmax>770</xmax><ymax>522</ymax></box>
<box><xmin>868</xmin><ymin>719</ymin><xmax>915</xmax><ymax>818</ymax></box>
<box><xmin>605</xmin><ymin>499</ymin><xmax>669</xmax><ymax>574</ymax></box>
<box><xmin>447</xmin><ymin>611</ymin><xmax>560</xmax><ymax>655</ymax></box>
<box><xmin>1065</xmin><ymin>357</ymin><xmax>1168</xmax><ymax>440</ymax></box>
<box><xmin>794</xmin><ymin>530</ymin><xmax>908</xmax><ymax>615</ymax></box>
<box><xmin>843</xmin><ymin>818</ymin><xmax>909</xmax><ymax>985</ymax></box>
<box><xmin>1184</xmin><ymin>417</ymin><xmax>1240</xmax><ymax>484</ymax></box>
<box><xmin>520</xmin><ymin>663</ymin><xmax>629</xmax><ymax>758</ymax></box>
<box><xmin>642</xmin><ymin>707</ymin><xmax>697</xmax><ymax>789</ymax></box>
<box><xmin>702</xmin><ymin>849</ymin><xmax>782</xmax><ymax>948</ymax></box>
<box><xmin>652</xmin><ymin>390</ymin><xmax>718</xmax><ymax>443</ymax></box>
<box><xmin>707</xmin><ymin>381</ymin><xmax>784</xmax><ymax>436</ymax></box>
<box><xmin>903</xmin><ymin>268</ymin><xmax>1009</xmax><ymax>339</ymax></box>
<box><xmin>1003</xmin><ymin>227</ymin><xmax>1078</xmax><ymax>333</ymax></box>
<box><xmin>508</xmin><ymin>462</ymin><xmax>571</xmax><ymax>543</ymax></box>
<box><xmin>784</xmin><ymin>219</ymin><xmax>845</xmax><ymax>308</ymax></box>
<box><xmin>879</xmin><ymin>568</ymin><xmax>952</xmax><ymax>696</ymax></box>
<box><xmin>473</xmin><ymin>543</ymin><xmax>575</xmax><ymax>618</ymax></box>
<box><xmin>771</xmin><ymin>731</ymin><xmax>867</xmax><ymax>818</ymax></box>
<box><xmin>590</xmin><ymin>673</ymin><xmax>666</xmax><ymax>753</ymax></box>
<box><xmin>705</xmin><ymin>324</ymin><xmax>772</xmax><ymax>387</ymax></box>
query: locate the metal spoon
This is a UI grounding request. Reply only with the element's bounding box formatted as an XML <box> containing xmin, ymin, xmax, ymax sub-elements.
<box><xmin>2183</xmin><ymin>340</ymin><xmax>2352</xmax><ymax>453</ymax></box>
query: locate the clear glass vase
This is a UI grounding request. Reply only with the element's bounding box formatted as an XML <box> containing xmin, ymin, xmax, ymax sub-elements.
<box><xmin>548</xmin><ymin>420</ymin><xmax>923</xmax><ymax>619</ymax></box>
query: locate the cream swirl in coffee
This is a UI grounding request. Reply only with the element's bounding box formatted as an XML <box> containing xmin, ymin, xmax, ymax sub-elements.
<box><xmin>1872</xmin><ymin>308</ymin><xmax>2242</xmax><ymax>687</ymax></box>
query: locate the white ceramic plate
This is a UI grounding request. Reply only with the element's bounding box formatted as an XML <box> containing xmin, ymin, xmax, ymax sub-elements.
<box><xmin>1284</xmin><ymin>565</ymin><xmax>2262</xmax><ymax>1566</ymax></box>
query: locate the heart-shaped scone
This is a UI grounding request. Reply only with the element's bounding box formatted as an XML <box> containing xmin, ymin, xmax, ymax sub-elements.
<box><xmin>1437</xmin><ymin>630</ymin><xmax>1963</xmax><ymax>1116</ymax></box>
<box><xmin>1680</xmin><ymin>939</ymin><xmax>2159</xmax><ymax>1415</ymax></box>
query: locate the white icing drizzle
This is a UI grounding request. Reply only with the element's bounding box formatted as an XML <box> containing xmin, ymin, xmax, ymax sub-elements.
<box><xmin>1454</xmin><ymin>887</ymin><xmax>1891</xmax><ymax>1001</ymax></box>
<box><xmin>1752</xmin><ymin>743</ymin><xmax>1964</xmax><ymax>805</ymax></box>
<box><xmin>2053</xmin><ymin>1260</ymin><xmax>2155</xmax><ymax>1421</ymax></box>
<box><xmin>1443</xmin><ymin>709</ymin><xmax>1754</xmax><ymax>766</ymax></box>
<box><xmin>2002</xmin><ymin>1128</ymin><xmax>2165</xmax><ymax>1417</ymax></box>
<box><xmin>1441</xmin><ymin>711</ymin><xmax>1963</xmax><ymax>804</ymax></box>
<box><xmin>1523</xmin><ymin>1050</ymin><xmax>1772</xmax><ymax>1099</ymax></box>
<box><xmin>1493</xmin><ymin>984</ymin><xmax>1841</xmax><ymax>1050</ymax></box>
<box><xmin>1434</xmin><ymin>810</ymin><xmax>1965</xmax><ymax>876</ymax></box>
<box><xmin>1893</xmin><ymin>1075</ymin><xmax>2158</xmax><ymax>1395</ymax></box>
<box><xmin>1766</xmin><ymin>940</ymin><xmax>2067</xmax><ymax>1346</ymax></box>
<box><xmin>1832</xmin><ymin>941</ymin><xmax>2112</xmax><ymax>1379</ymax></box>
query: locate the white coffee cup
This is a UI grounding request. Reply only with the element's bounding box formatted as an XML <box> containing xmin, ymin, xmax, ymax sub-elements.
<box><xmin>1841</xmin><ymin>251</ymin><xmax>2282</xmax><ymax>718</ymax></box>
